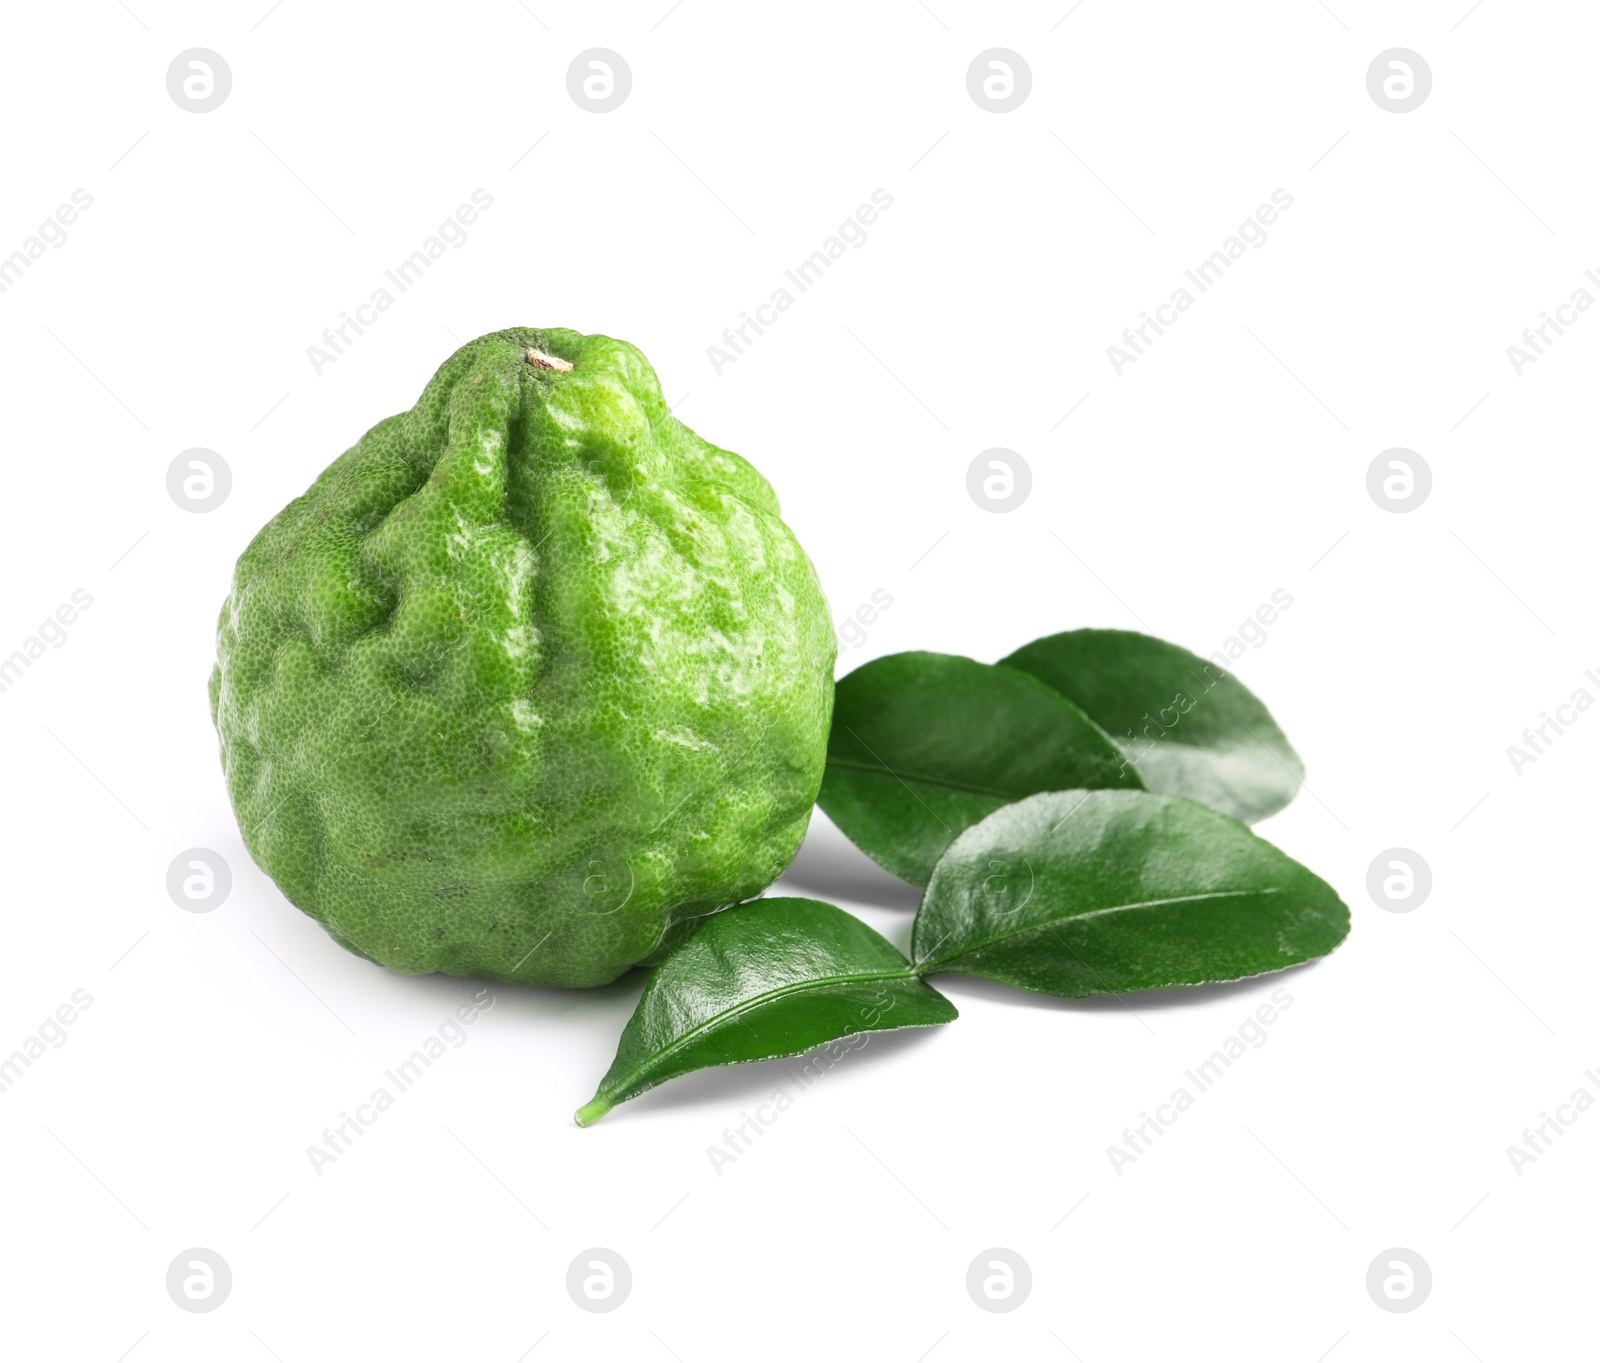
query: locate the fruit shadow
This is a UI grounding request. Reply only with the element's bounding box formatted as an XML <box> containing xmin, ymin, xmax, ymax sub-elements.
<box><xmin>775</xmin><ymin>811</ymin><xmax>920</xmax><ymax>911</ymax></box>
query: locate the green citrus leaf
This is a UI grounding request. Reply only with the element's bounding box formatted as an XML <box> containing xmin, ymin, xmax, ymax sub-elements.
<box><xmin>1000</xmin><ymin>629</ymin><xmax>1303</xmax><ymax>823</ymax></box>
<box><xmin>576</xmin><ymin>897</ymin><xmax>955</xmax><ymax>1125</ymax></box>
<box><xmin>912</xmin><ymin>790</ymin><xmax>1349</xmax><ymax>997</ymax></box>
<box><xmin>817</xmin><ymin>651</ymin><xmax>1143</xmax><ymax>887</ymax></box>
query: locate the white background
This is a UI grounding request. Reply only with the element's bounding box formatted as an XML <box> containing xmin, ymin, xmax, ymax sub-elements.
<box><xmin>0</xmin><ymin>2</ymin><xmax>1594</xmax><ymax>1359</ymax></box>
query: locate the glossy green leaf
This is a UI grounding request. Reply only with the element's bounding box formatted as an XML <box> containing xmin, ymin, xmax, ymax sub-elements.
<box><xmin>817</xmin><ymin>651</ymin><xmax>1142</xmax><ymax>887</ymax></box>
<box><xmin>912</xmin><ymin>789</ymin><xmax>1349</xmax><ymax>997</ymax></box>
<box><xmin>576</xmin><ymin>897</ymin><xmax>955</xmax><ymax>1125</ymax></box>
<box><xmin>999</xmin><ymin>629</ymin><xmax>1303</xmax><ymax>823</ymax></box>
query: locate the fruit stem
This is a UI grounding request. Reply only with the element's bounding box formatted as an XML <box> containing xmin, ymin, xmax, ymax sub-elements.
<box><xmin>526</xmin><ymin>348</ymin><xmax>573</xmax><ymax>372</ymax></box>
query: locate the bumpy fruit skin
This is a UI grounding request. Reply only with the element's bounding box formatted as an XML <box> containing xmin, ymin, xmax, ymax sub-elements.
<box><xmin>210</xmin><ymin>328</ymin><xmax>835</xmax><ymax>988</ymax></box>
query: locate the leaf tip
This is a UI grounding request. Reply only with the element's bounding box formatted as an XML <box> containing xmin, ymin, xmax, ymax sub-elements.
<box><xmin>574</xmin><ymin>1096</ymin><xmax>613</xmax><ymax>1128</ymax></box>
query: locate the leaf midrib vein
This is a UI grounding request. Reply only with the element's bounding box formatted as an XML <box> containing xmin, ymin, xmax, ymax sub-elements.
<box><xmin>601</xmin><ymin>965</ymin><xmax>919</xmax><ymax>1103</ymax></box>
<box><xmin>920</xmin><ymin>887</ymin><xmax>1285</xmax><ymax>971</ymax></box>
<box><xmin>827</xmin><ymin>756</ymin><xmax>1058</xmax><ymax>802</ymax></box>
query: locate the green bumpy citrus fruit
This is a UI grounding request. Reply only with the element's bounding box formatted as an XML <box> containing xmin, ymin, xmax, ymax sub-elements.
<box><xmin>210</xmin><ymin>328</ymin><xmax>835</xmax><ymax>987</ymax></box>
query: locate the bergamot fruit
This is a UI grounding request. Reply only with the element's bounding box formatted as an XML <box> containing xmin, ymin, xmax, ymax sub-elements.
<box><xmin>210</xmin><ymin>328</ymin><xmax>835</xmax><ymax>987</ymax></box>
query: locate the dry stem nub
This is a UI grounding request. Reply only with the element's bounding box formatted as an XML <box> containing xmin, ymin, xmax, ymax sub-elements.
<box><xmin>526</xmin><ymin>348</ymin><xmax>573</xmax><ymax>372</ymax></box>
